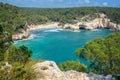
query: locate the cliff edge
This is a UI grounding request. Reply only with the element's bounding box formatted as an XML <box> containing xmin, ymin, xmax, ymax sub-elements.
<box><xmin>12</xmin><ymin>29</ymin><xmax>30</xmax><ymax>40</ymax></box>
<box><xmin>61</xmin><ymin>14</ymin><xmax>120</xmax><ymax>31</ymax></box>
<box><xmin>32</xmin><ymin>61</ymin><xmax>114</xmax><ymax>80</ymax></box>
<box><xmin>12</xmin><ymin>14</ymin><xmax>120</xmax><ymax>40</ymax></box>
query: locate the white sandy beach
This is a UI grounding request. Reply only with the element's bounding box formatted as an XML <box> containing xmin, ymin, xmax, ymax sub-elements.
<box><xmin>28</xmin><ymin>22</ymin><xmax>59</xmax><ymax>31</ymax></box>
<box><xmin>12</xmin><ymin>22</ymin><xmax>61</xmax><ymax>40</ymax></box>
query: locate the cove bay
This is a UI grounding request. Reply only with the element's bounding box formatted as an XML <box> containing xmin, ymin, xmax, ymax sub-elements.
<box><xmin>14</xmin><ymin>28</ymin><xmax>115</xmax><ymax>64</ymax></box>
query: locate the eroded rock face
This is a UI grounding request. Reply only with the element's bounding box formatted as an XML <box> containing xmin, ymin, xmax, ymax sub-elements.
<box><xmin>61</xmin><ymin>14</ymin><xmax>120</xmax><ymax>31</ymax></box>
<box><xmin>63</xmin><ymin>24</ymin><xmax>79</xmax><ymax>30</ymax></box>
<box><xmin>32</xmin><ymin>61</ymin><xmax>114</xmax><ymax>80</ymax></box>
<box><xmin>108</xmin><ymin>22</ymin><xmax>120</xmax><ymax>31</ymax></box>
<box><xmin>12</xmin><ymin>14</ymin><xmax>120</xmax><ymax>40</ymax></box>
<box><xmin>12</xmin><ymin>29</ymin><xmax>30</xmax><ymax>40</ymax></box>
<box><xmin>79</xmin><ymin>24</ymin><xmax>88</xmax><ymax>30</ymax></box>
<box><xmin>32</xmin><ymin>61</ymin><xmax>64</xmax><ymax>80</ymax></box>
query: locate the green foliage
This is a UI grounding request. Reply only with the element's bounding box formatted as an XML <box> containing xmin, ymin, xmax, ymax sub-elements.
<box><xmin>21</xmin><ymin>7</ymin><xmax>120</xmax><ymax>25</ymax></box>
<box><xmin>0</xmin><ymin>24</ymin><xmax>12</xmax><ymax>61</ymax></box>
<box><xmin>76</xmin><ymin>33</ymin><xmax>120</xmax><ymax>75</ymax></box>
<box><xmin>59</xmin><ymin>60</ymin><xmax>87</xmax><ymax>72</ymax></box>
<box><xmin>0</xmin><ymin>62</ymin><xmax>35</xmax><ymax>80</ymax></box>
<box><xmin>101</xmin><ymin>7</ymin><xmax>120</xmax><ymax>24</ymax></box>
<box><xmin>4</xmin><ymin>45</ymin><xmax>31</xmax><ymax>64</ymax></box>
<box><xmin>0</xmin><ymin>43</ymin><xmax>34</xmax><ymax>79</ymax></box>
<box><xmin>0</xmin><ymin>2</ymin><xmax>120</xmax><ymax>79</ymax></box>
<box><xmin>0</xmin><ymin>4</ymin><xmax>34</xmax><ymax>79</ymax></box>
<box><xmin>0</xmin><ymin>2</ymin><xmax>120</xmax><ymax>35</ymax></box>
<box><xmin>0</xmin><ymin>2</ymin><xmax>26</xmax><ymax>34</ymax></box>
<box><xmin>0</xmin><ymin>43</ymin><xmax>35</xmax><ymax>80</ymax></box>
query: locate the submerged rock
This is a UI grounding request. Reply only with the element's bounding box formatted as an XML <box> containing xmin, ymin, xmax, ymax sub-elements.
<box><xmin>32</xmin><ymin>61</ymin><xmax>114</xmax><ymax>80</ymax></box>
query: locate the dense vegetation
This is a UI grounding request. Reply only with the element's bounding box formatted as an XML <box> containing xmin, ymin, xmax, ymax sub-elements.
<box><xmin>59</xmin><ymin>60</ymin><xmax>87</xmax><ymax>72</ymax></box>
<box><xmin>0</xmin><ymin>2</ymin><xmax>120</xmax><ymax>79</ymax></box>
<box><xmin>76</xmin><ymin>33</ymin><xmax>120</xmax><ymax>76</ymax></box>
<box><xmin>58</xmin><ymin>33</ymin><xmax>120</xmax><ymax>80</ymax></box>
<box><xmin>0</xmin><ymin>24</ymin><xmax>36</xmax><ymax>79</ymax></box>
<box><xmin>0</xmin><ymin>3</ymin><xmax>38</xmax><ymax>79</ymax></box>
<box><xmin>0</xmin><ymin>2</ymin><xmax>28</xmax><ymax>34</ymax></box>
<box><xmin>21</xmin><ymin>7</ymin><xmax>120</xmax><ymax>25</ymax></box>
<box><xmin>0</xmin><ymin>2</ymin><xmax>120</xmax><ymax>34</ymax></box>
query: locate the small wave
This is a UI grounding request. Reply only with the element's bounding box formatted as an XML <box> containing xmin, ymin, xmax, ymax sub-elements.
<box><xmin>20</xmin><ymin>34</ymin><xmax>36</xmax><ymax>41</ymax></box>
<box><xmin>73</xmin><ymin>30</ymin><xmax>80</xmax><ymax>32</ymax></box>
<box><xmin>13</xmin><ymin>34</ymin><xmax>36</xmax><ymax>44</ymax></box>
<box><xmin>61</xmin><ymin>29</ymin><xmax>80</xmax><ymax>32</ymax></box>
<box><xmin>13</xmin><ymin>41</ymin><xmax>19</xmax><ymax>44</ymax></box>
<box><xmin>44</xmin><ymin>29</ymin><xmax>60</xmax><ymax>32</ymax></box>
<box><xmin>29</xmin><ymin>34</ymin><xmax>36</xmax><ymax>39</ymax></box>
<box><xmin>91</xmin><ymin>29</ymin><xmax>99</xmax><ymax>31</ymax></box>
<box><xmin>58</xmin><ymin>29</ymin><xmax>64</xmax><ymax>31</ymax></box>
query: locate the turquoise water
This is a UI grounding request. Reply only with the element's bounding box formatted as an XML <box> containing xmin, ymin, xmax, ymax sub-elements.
<box><xmin>14</xmin><ymin>28</ymin><xmax>114</xmax><ymax>64</ymax></box>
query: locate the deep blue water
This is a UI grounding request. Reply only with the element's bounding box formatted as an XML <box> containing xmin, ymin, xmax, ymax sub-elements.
<box><xmin>14</xmin><ymin>28</ymin><xmax>114</xmax><ymax>64</ymax></box>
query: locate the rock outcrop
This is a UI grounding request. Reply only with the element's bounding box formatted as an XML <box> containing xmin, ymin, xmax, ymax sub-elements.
<box><xmin>12</xmin><ymin>29</ymin><xmax>30</xmax><ymax>40</ymax></box>
<box><xmin>12</xmin><ymin>14</ymin><xmax>120</xmax><ymax>40</ymax></box>
<box><xmin>61</xmin><ymin>14</ymin><xmax>120</xmax><ymax>31</ymax></box>
<box><xmin>32</xmin><ymin>61</ymin><xmax>114</xmax><ymax>80</ymax></box>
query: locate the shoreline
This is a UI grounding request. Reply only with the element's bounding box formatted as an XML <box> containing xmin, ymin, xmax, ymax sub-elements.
<box><xmin>28</xmin><ymin>22</ymin><xmax>59</xmax><ymax>31</ymax></box>
<box><xmin>12</xmin><ymin>22</ymin><xmax>60</xmax><ymax>41</ymax></box>
<box><xmin>13</xmin><ymin>16</ymin><xmax>120</xmax><ymax>41</ymax></box>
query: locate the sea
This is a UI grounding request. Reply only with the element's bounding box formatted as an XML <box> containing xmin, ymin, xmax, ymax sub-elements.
<box><xmin>14</xmin><ymin>28</ymin><xmax>115</xmax><ymax>65</ymax></box>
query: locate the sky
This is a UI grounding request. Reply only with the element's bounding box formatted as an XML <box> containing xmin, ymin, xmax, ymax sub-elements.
<box><xmin>0</xmin><ymin>0</ymin><xmax>120</xmax><ymax>8</ymax></box>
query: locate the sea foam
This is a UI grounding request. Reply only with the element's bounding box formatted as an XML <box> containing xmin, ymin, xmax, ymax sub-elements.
<box><xmin>91</xmin><ymin>29</ymin><xmax>99</xmax><ymax>31</ymax></box>
<box><xmin>13</xmin><ymin>34</ymin><xmax>36</xmax><ymax>44</ymax></box>
<box><xmin>44</xmin><ymin>29</ymin><xmax>60</xmax><ymax>32</ymax></box>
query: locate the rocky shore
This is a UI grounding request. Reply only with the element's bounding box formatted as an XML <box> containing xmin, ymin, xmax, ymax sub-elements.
<box><xmin>12</xmin><ymin>14</ymin><xmax>120</xmax><ymax>40</ymax></box>
<box><xmin>32</xmin><ymin>61</ymin><xmax>114</xmax><ymax>80</ymax></box>
<box><xmin>12</xmin><ymin>29</ymin><xmax>30</xmax><ymax>40</ymax></box>
<box><xmin>61</xmin><ymin>14</ymin><xmax>120</xmax><ymax>31</ymax></box>
<box><xmin>12</xmin><ymin>23</ymin><xmax>58</xmax><ymax>40</ymax></box>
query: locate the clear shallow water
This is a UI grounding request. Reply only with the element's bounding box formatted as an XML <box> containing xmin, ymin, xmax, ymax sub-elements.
<box><xmin>14</xmin><ymin>28</ymin><xmax>114</xmax><ymax>64</ymax></box>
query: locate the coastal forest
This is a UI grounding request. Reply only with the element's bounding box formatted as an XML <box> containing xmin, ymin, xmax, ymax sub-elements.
<box><xmin>0</xmin><ymin>2</ymin><xmax>120</xmax><ymax>34</ymax></box>
<box><xmin>0</xmin><ymin>2</ymin><xmax>120</xmax><ymax>79</ymax></box>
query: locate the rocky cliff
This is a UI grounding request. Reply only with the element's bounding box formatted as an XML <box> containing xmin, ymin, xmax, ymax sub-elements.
<box><xmin>12</xmin><ymin>14</ymin><xmax>120</xmax><ymax>40</ymax></box>
<box><xmin>61</xmin><ymin>14</ymin><xmax>120</xmax><ymax>31</ymax></box>
<box><xmin>32</xmin><ymin>61</ymin><xmax>114</xmax><ymax>80</ymax></box>
<box><xmin>12</xmin><ymin>29</ymin><xmax>30</xmax><ymax>40</ymax></box>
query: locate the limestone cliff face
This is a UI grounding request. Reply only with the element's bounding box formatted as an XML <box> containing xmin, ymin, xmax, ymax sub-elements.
<box><xmin>62</xmin><ymin>14</ymin><xmax>120</xmax><ymax>31</ymax></box>
<box><xmin>12</xmin><ymin>29</ymin><xmax>30</xmax><ymax>40</ymax></box>
<box><xmin>12</xmin><ymin>14</ymin><xmax>120</xmax><ymax>40</ymax></box>
<box><xmin>32</xmin><ymin>61</ymin><xmax>114</xmax><ymax>80</ymax></box>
